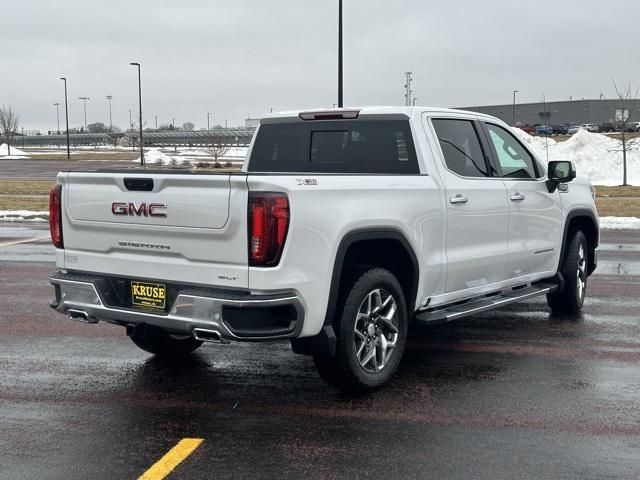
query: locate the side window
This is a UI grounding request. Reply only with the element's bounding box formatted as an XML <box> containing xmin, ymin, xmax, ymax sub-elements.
<box><xmin>484</xmin><ymin>123</ymin><xmax>539</xmax><ymax>179</ymax></box>
<box><xmin>432</xmin><ymin>119</ymin><xmax>490</xmax><ymax>178</ymax></box>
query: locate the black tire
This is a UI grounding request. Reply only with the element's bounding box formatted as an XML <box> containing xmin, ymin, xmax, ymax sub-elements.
<box><xmin>547</xmin><ymin>229</ymin><xmax>588</xmax><ymax>315</ymax></box>
<box><xmin>313</xmin><ymin>268</ymin><xmax>408</xmax><ymax>393</ymax></box>
<box><xmin>130</xmin><ymin>325</ymin><xmax>203</xmax><ymax>356</ymax></box>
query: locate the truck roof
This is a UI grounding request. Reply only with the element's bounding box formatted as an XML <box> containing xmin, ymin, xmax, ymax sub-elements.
<box><xmin>260</xmin><ymin>106</ymin><xmax>499</xmax><ymax>123</ymax></box>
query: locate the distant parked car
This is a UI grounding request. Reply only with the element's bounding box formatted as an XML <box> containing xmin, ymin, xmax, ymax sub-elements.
<box><xmin>567</xmin><ymin>125</ymin><xmax>582</xmax><ymax>135</ymax></box>
<box><xmin>628</xmin><ymin>122</ymin><xmax>640</xmax><ymax>132</ymax></box>
<box><xmin>551</xmin><ymin>125</ymin><xmax>568</xmax><ymax>135</ymax></box>
<box><xmin>581</xmin><ymin>123</ymin><xmax>599</xmax><ymax>133</ymax></box>
<box><xmin>535</xmin><ymin>125</ymin><xmax>553</xmax><ymax>135</ymax></box>
<box><xmin>516</xmin><ymin>124</ymin><xmax>535</xmax><ymax>134</ymax></box>
<box><xmin>598</xmin><ymin>123</ymin><xmax>615</xmax><ymax>133</ymax></box>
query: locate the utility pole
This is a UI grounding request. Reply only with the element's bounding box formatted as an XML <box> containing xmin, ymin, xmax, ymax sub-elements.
<box><xmin>54</xmin><ymin>103</ymin><xmax>60</xmax><ymax>134</ymax></box>
<box><xmin>155</xmin><ymin>115</ymin><xmax>158</xmax><ymax>132</ymax></box>
<box><xmin>130</xmin><ymin>62</ymin><xmax>144</xmax><ymax>166</ymax></box>
<box><xmin>512</xmin><ymin>90</ymin><xmax>518</xmax><ymax>126</ymax></box>
<box><xmin>60</xmin><ymin>77</ymin><xmax>70</xmax><ymax>159</ymax></box>
<box><xmin>404</xmin><ymin>72</ymin><xmax>413</xmax><ymax>106</ymax></box>
<box><xmin>338</xmin><ymin>0</ymin><xmax>343</xmax><ymax>108</ymax></box>
<box><xmin>207</xmin><ymin>112</ymin><xmax>210</xmax><ymax>131</ymax></box>
<box><xmin>78</xmin><ymin>96</ymin><xmax>90</xmax><ymax>131</ymax></box>
<box><xmin>106</xmin><ymin>95</ymin><xmax>113</xmax><ymax>132</ymax></box>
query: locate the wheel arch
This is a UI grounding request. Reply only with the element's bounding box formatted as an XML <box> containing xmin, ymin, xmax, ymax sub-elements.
<box><xmin>560</xmin><ymin>209</ymin><xmax>599</xmax><ymax>276</ymax></box>
<box><xmin>323</xmin><ymin>228</ymin><xmax>420</xmax><ymax>327</ymax></box>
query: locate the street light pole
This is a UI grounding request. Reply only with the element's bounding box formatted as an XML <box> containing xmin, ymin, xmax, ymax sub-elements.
<box><xmin>207</xmin><ymin>112</ymin><xmax>210</xmax><ymax>131</ymax></box>
<box><xmin>54</xmin><ymin>103</ymin><xmax>60</xmax><ymax>134</ymax></box>
<box><xmin>106</xmin><ymin>95</ymin><xmax>113</xmax><ymax>132</ymax></box>
<box><xmin>512</xmin><ymin>90</ymin><xmax>519</xmax><ymax>126</ymax></box>
<box><xmin>78</xmin><ymin>97</ymin><xmax>90</xmax><ymax>131</ymax></box>
<box><xmin>129</xmin><ymin>109</ymin><xmax>134</xmax><ymax>151</ymax></box>
<box><xmin>338</xmin><ymin>0</ymin><xmax>343</xmax><ymax>108</ymax></box>
<box><xmin>130</xmin><ymin>62</ymin><xmax>144</xmax><ymax>166</ymax></box>
<box><xmin>155</xmin><ymin>115</ymin><xmax>158</xmax><ymax>132</ymax></box>
<box><xmin>60</xmin><ymin>78</ymin><xmax>71</xmax><ymax>159</ymax></box>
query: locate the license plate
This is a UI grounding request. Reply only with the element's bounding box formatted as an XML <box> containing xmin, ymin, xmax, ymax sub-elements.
<box><xmin>131</xmin><ymin>281</ymin><xmax>166</xmax><ymax>309</ymax></box>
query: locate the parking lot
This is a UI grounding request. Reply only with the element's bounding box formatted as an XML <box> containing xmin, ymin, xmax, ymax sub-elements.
<box><xmin>0</xmin><ymin>221</ymin><xmax>638</xmax><ymax>479</ymax></box>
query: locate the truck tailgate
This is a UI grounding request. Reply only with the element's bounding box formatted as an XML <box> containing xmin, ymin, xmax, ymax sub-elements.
<box><xmin>59</xmin><ymin>172</ymin><xmax>249</xmax><ymax>289</ymax></box>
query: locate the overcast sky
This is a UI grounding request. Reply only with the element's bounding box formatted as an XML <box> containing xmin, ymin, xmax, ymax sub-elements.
<box><xmin>3</xmin><ymin>0</ymin><xmax>640</xmax><ymax>132</ymax></box>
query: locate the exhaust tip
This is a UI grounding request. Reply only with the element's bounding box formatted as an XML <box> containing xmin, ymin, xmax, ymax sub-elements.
<box><xmin>67</xmin><ymin>309</ymin><xmax>97</xmax><ymax>324</ymax></box>
<box><xmin>193</xmin><ymin>328</ymin><xmax>227</xmax><ymax>344</ymax></box>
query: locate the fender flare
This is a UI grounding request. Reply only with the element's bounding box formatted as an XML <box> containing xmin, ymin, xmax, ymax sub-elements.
<box><xmin>559</xmin><ymin>208</ymin><xmax>600</xmax><ymax>275</ymax></box>
<box><xmin>322</xmin><ymin>227</ymin><xmax>420</xmax><ymax>326</ymax></box>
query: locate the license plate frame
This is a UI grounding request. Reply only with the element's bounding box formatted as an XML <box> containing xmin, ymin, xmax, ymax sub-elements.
<box><xmin>131</xmin><ymin>281</ymin><xmax>166</xmax><ymax>310</ymax></box>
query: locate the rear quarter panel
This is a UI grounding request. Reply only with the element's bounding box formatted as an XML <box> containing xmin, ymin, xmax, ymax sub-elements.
<box><xmin>246</xmin><ymin>174</ymin><xmax>444</xmax><ymax>337</ymax></box>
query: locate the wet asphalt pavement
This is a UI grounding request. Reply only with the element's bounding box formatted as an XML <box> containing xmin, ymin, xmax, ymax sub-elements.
<box><xmin>1</xmin><ymin>222</ymin><xmax>640</xmax><ymax>479</ymax></box>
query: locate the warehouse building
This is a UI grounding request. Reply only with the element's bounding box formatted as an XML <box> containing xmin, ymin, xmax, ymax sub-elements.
<box><xmin>458</xmin><ymin>99</ymin><xmax>640</xmax><ymax>126</ymax></box>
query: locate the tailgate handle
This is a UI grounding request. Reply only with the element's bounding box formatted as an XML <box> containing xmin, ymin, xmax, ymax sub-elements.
<box><xmin>124</xmin><ymin>178</ymin><xmax>154</xmax><ymax>191</ymax></box>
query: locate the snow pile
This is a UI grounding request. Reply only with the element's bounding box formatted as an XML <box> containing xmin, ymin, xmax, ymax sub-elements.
<box><xmin>599</xmin><ymin>217</ymin><xmax>640</xmax><ymax>230</ymax></box>
<box><xmin>0</xmin><ymin>143</ymin><xmax>30</xmax><ymax>158</ymax></box>
<box><xmin>137</xmin><ymin>148</ymin><xmax>173</xmax><ymax>165</ymax></box>
<box><xmin>511</xmin><ymin>128</ymin><xmax>556</xmax><ymax>153</ymax></box>
<box><xmin>512</xmin><ymin>128</ymin><xmax>640</xmax><ymax>186</ymax></box>
<box><xmin>0</xmin><ymin>210</ymin><xmax>48</xmax><ymax>222</ymax></box>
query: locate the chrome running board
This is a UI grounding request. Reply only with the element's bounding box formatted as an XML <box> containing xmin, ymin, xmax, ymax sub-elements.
<box><xmin>414</xmin><ymin>282</ymin><xmax>558</xmax><ymax>325</ymax></box>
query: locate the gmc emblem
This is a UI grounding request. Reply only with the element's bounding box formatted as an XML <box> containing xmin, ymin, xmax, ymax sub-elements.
<box><xmin>112</xmin><ymin>202</ymin><xmax>167</xmax><ymax>217</ymax></box>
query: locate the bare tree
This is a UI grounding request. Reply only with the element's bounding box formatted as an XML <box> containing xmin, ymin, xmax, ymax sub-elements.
<box><xmin>611</xmin><ymin>77</ymin><xmax>639</xmax><ymax>186</ymax></box>
<box><xmin>204</xmin><ymin>133</ymin><xmax>230</xmax><ymax>162</ymax></box>
<box><xmin>0</xmin><ymin>105</ymin><xmax>20</xmax><ymax>156</ymax></box>
<box><xmin>182</xmin><ymin>121</ymin><xmax>195</xmax><ymax>131</ymax></box>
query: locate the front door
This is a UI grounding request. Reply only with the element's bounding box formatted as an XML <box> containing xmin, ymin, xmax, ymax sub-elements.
<box><xmin>481</xmin><ymin>122</ymin><xmax>562</xmax><ymax>278</ymax></box>
<box><xmin>430</xmin><ymin>118</ymin><xmax>510</xmax><ymax>294</ymax></box>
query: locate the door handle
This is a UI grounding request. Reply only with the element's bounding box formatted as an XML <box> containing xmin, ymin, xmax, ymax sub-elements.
<box><xmin>450</xmin><ymin>194</ymin><xmax>468</xmax><ymax>204</ymax></box>
<box><xmin>510</xmin><ymin>193</ymin><xmax>526</xmax><ymax>201</ymax></box>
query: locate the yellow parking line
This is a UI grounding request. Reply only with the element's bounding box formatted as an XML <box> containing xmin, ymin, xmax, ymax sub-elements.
<box><xmin>0</xmin><ymin>235</ymin><xmax>49</xmax><ymax>248</ymax></box>
<box><xmin>138</xmin><ymin>438</ymin><xmax>203</xmax><ymax>480</ymax></box>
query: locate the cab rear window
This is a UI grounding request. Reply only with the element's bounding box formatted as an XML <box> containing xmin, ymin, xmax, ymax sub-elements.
<box><xmin>248</xmin><ymin>120</ymin><xmax>419</xmax><ymax>174</ymax></box>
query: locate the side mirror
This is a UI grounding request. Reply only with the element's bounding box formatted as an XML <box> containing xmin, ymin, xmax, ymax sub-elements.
<box><xmin>546</xmin><ymin>160</ymin><xmax>576</xmax><ymax>193</ymax></box>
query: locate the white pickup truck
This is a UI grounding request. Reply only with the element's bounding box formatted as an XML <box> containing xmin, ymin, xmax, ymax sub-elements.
<box><xmin>49</xmin><ymin>107</ymin><xmax>599</xmax><ymax>392</ymax></box>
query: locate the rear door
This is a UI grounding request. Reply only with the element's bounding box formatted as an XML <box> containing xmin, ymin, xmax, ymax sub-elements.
<box><xmin>429</xmin><ymin>117</ymin><xmax>510</xmax><ymax>294</ymax></box>
<box><xmin>481</xmin><ymin>121</ymin><xmax>562</xmax><ymax>278</ymax></box>
<box><xmin>60</xmin><ymin>172</ymin><xmax>249</xmax><ymax>288</ymax></box>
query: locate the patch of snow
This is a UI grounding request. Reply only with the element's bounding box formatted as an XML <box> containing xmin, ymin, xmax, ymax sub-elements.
<box><xmin>0</xmin><ymin>210</ymin><xmax>49</xmax><ymax>222</ymax></box>
<box><xmin>136</xmin><ymin>148</ymin><xmax>173</xmax><ymax>165</ymax></box>
<box><xmin>599</xmin><ymin>216</ymin><xmax>640</xmax><ymax>230</ymax></box>
<box><xmin>0</xmin><ymin>143</ymin><xmax>30</xmax><ymax>158</ymax></box>
<box><xmin>511</xmin><ymin>128</ymin><xmax>639</xmax><ymax>186</ymax></box>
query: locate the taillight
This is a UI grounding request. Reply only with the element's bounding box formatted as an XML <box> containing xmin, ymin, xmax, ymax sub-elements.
<box><xmin>49</xmin><ymin>185</ymin><xmax>63</xmax><ymax>248</ymax></box>
<box><xmin>249</xmin><ymin>193</ymin><xmax>289</xmax><ymax>267</ymax></box>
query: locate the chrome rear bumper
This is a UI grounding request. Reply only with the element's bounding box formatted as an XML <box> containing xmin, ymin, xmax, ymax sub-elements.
<box><xmin>49</xmin><ymin>273</ymin><xmax>304</xmax><ymax>342</ymax></box>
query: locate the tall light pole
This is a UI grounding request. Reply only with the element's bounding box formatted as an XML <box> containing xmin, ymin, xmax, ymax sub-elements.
<box><xmin>155</xmin><ymin>115</ymin><xmax>158</xmax><ymax>132</ymax></box>
<box><xmin>130</xmin><ymin>62</ymin><xmax>144</xmax><ymax>166</ymax></box>
<box><xmin>60</xmin><ymin>77</ymin><xmax>70</xmax><ymax>159</ymax></box>
<box><xmin>207</xmin><ymin>112</ymin><xmax>210</xmax><ymax>131</ymax></box>
<box><xmin>129</xmin><ymin>109</ymin><xmax>134</xmax><ymax>151</ymax></box>
<box><xmin>337</xmin><ymin>0</ymin><xmax>343</xmax><ymax>108</ymax></box>
<box><xmin>512</xmin><ymin>90</ymin><xmax>519</xmax><ymax>126</ymax></box>
<box><xmin>78</xmin><ymin>96</ymin><xmax>90</xmax><ymax>131</ymax></box>
<box><xmin>106</xmin><ymin>95</ymin><xmax>113</xmax><ymax>132</ymax></box>
<box><xmin>53</xmin><ymin>103</ymin><xmax>60</xmax><ymax>134</ymax></box>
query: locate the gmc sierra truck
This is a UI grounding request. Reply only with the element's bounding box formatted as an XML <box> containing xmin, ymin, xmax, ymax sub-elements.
<box><xmin>49</xmin><ymin>107</ymin><xmax>599</xmax><ymax>392</ymax></box>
